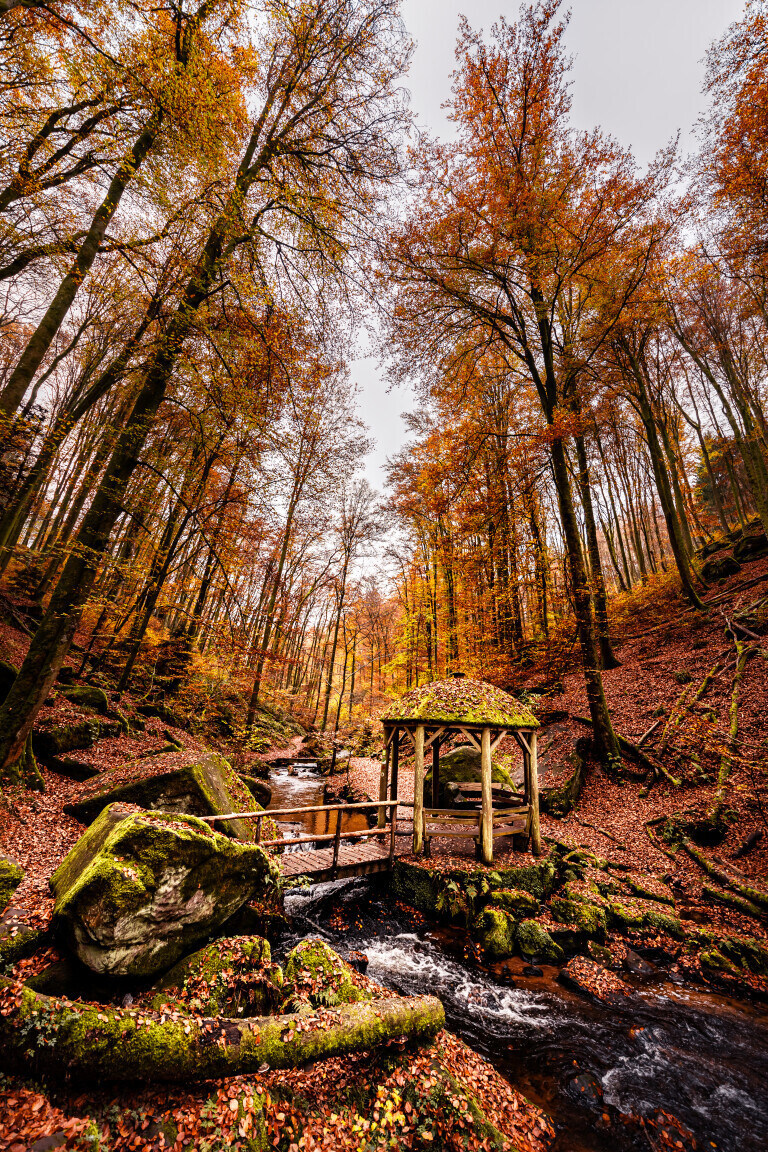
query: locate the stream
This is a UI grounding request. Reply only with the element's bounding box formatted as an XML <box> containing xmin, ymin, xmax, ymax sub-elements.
<box><xmin>265</xmin><ymin>763</ymin><xmax>768</xmax><ymax>1151</ymax></box>
<box><xmin>279</xmin><ymin>874</ymin><xmax>768</xmax><ymax>1152</ymax></box>
<box><xmin>266</xmin><ymin>762</ymin><xmax>369</xmax><ymax>846</ymax></box>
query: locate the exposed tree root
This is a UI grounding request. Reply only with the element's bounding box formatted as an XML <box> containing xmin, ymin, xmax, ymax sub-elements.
<box><xmin>0</xmin><ymin>978</ymin><xmax>445</xmax><ymax>1082</ymax></box>
<box><xmin>572</xmin><ymin>814</ymin><xmax>626</xmax><ymax>849</ymax></box>
<box><xmin>573</xmin><ymin>715</ymin><xmax>680</xmax><ymax>788</ymax></box>
<box><xmin>701</xmin><ymin>884</ymin><xmax>766</xmax><ymax>921</ymax></box>
<box><xmin>680</xmin><ymin>836</ymin><xmax>768</xmax><ymax>914</ymax></box>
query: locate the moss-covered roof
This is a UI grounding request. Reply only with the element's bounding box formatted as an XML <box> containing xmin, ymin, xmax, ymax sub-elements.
<box><xmin>380</xmin><ymin>678</ymin><xmax>539</xmax><ymax>729</ymax></box>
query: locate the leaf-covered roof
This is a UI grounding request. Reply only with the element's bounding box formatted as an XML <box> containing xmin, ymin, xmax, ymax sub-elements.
<box><xmin>380</xmin><ymin>678</ymin><xmax>539</xmax><ymax>729</ymax></box>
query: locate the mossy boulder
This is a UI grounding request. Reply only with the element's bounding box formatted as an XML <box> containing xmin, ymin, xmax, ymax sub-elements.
<box><xmin>550</xmin><ymin>897</ymin><xmax>607</xmax><ymax>940</ymax></box>
<box><xmin>425</xmin><ymin>745</ymin><xmax>515</xmax><ymax>804</ymax></box>
<box><xmin>606</xmin><ymin>900</ymin><xmax>646</xmax><ymax>933</ymax></box>
<box><xmin>718</xmin><ymin>935</ymin><xmax>768</xmax><ymax>976</ymax></box>
<box><xmin>59</xmin><ymin>686</ymin><xmax>110</xmax><ymax>714</ymax></box>
<box><xmin>493</xmin><ymin>887</ymin><xmax>539</xmax><ymax>916</ymax></box>
<box><xmin>32</xmin><ymin>717</ymin><xmax>122</xmax><ymax>759</ymax></box>
<box><xmin>733</xmin><ymin>532</ymin><xmax>768</xmax><ymax>563</ymax></box>
<box><xmin>474</xmin><ymin>906</ymin><xmax>515</xmax><ymax>960</ymax></box>
<box><xmin>240</xmin><ymin>774</ymin><xmax>272</xmax><ymax>807</ymax></box>
<box><xmin>494</xmin><ymin>858</ymin><xmax>556</xmax><ymax>901</ymax></box>
<box><xmin>51</xmin><ymin>803</ymin><xmax>278</xmax><ymax>977</ymax></box>
<box><xmin>516</xmin><ymin>920</ymin><xmax>564</xmax><ymax>964</ymax></box>
<box><xmin>159</xmin><ymin>935</ymin><xmax>283</xmax><ymax>1016</ymax></box>
<box><xmin>642</xmin><ymin>910</ymin><xmax>685</xmax><ymax>940</ymax></box>
<box><xmin>65</xmin><ymin>752</ymin><xmax>260</xmax><ymax>842</ymax></box>
<box><xmin>540</xmin><ymin>739</ymin><xmax>589</xmax><ymax>818</ymax></box>
<box><xmin>0</xmin><ymin>856</ymin><xmax>23</xmax><ymax>913</ymax></box>
<box><xmin>283</xmin><ymin>939</ymin><xmax>366</xmax><ymax>1009</ymax></box>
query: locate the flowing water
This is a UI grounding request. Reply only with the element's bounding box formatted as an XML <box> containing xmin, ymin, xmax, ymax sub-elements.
<box><xmin>266</xmin><ymin>763</ymin><xmax>370</xmax><ymax>850</ymax></box>
<box><xmin>282</xmin><ymin>875</ymin><xmax>768</xmax><ymax>1152</ymax></box>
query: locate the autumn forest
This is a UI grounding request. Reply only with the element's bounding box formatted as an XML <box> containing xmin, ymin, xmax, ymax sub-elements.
<box><xmin>2</xmin><ymin>1</ymin><xmax>768</xmax><ymax>1150</ymax></box>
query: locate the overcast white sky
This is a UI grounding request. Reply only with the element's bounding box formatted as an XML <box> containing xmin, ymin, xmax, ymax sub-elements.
<box><xmin>354</xmin><ymin>0</ymin><xmax>745</xmax><ymax>488</ymax></box>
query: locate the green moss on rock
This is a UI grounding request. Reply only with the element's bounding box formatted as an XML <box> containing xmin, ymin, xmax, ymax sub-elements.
<box><xmin>642</xmin><ymin>910</ymin><xmax>685</xmax><ymax>940</ymax></box>
<box><xmin>59</xmin><ymin>686</ymin><xmax>110</xmax><ymax>714</ymax></box>
<box><xmin>381</xmin><ymin>678</ymin><xmax>539</xmax><ymax>728</ymax></box>
<box><xmin>493</xmin><ymin>888</ymin><xmax>539</xmax><ymax>916</ymax></box>
<box><xmin>51</xmin><ymin>803</ymin><xmax>278</xmax><ymax>978</ymax></box>
<box><xmin>160</xmin><ymin>935</ymin><xmax>283</xmax><ymax>1016</ymax></box>
<box><xmin>606</xmin><ymin>901</ymin><xmax>646</xmax><ymax>933</ymax></box>
<box><xmin>516</xmin><ymin>920</ymin><xmax>564</xmax><ymax>964</ymax></box>
<box><xmin>0</xmin><ymin>857</ymin><xmax>23</xmax><ymax>914</ymax></box>
<box><xmin>283</xmin><ymin>939</ymin><xmax>365</xmax><ymax>1009</ymax></box>
<box><xmin>425</xmin><ymin>745</ymin><xmax>516</xmax><ymax>804</ymax></box>
<box><xmin>64</xmin><ymin>752</ymin><xmax>260</xmax><ymax>842</ymax></box>
<box><xmin>474</xmin><ymin>906</ymin><xmax>515</xmax><ymax>960</ymax></box>
<box><xmin>550</xmin><ymin>897</ymin><xmax>607</xmax><ymax>940</ymax></box>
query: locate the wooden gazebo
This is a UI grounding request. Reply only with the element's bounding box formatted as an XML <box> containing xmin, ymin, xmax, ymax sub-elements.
<box><xmin>378</xmin><ymin>677</ymin><xmax>541</xmax><ymax>864</ymax></box>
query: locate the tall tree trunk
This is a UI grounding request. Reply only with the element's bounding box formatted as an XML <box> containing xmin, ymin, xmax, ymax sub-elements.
<box><xmin>573</xmin><ymin>432</ymin><xmax>620</xmax><ymax>669</ymax></box>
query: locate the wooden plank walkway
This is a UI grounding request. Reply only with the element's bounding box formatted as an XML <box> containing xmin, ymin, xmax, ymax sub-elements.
<box><xmin>279</xmin><ymin>839</ymin><xmax>409</xmax><ymax>882</ymax></box>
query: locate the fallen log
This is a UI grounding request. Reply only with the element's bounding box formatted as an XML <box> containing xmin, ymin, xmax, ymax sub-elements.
<box><xmin>0</xmin><ymin>978</ymin><xmax>444</xmax><ymax>1082</ymax></box>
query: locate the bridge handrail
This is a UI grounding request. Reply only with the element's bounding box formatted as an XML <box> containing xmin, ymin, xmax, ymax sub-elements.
<box><xmin>198</xmin><ymin>798</ymin><xmax>412</xmax><ymax>822</ymax></box>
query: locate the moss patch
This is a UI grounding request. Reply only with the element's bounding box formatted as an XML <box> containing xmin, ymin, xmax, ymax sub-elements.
<box><xmin>283</xmin><ymin>939</ymin><xmax>366</xmax><ymax>1009</ymax></box>
<box><xmin>64</xmin><ymin>752</ymin><xmax>259</xmax><ymax>842</ymax></box>
<box><xmin>381</xmin><ymin>678</ymin><xmax>539</xmax><ymax>728</ymax></box>
<box><xmin>0</xmin><ymin>857</ymin><xmax>23</xmax><ymax>914</ymax></box>
<box><xmin>160</xmin><ymin>935</ymin><xmax>283</xmax><ymax>1017</ymax></box>
<box><xmin>474</xmin><ymin>906</ymin><xmax>515</xmax><ymax>960</ymax></box>
<box><xmin>516</xmin><ymin>920</ymin><xmax>564</xmax><ymax>964</ymax></box>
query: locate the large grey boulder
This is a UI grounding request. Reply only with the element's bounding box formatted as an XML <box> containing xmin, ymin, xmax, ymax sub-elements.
<box><xmin>425</xmin><ymin>744</ymin><xmax>515</xmax><ymax>805</ymax></box>
<box><xmin>64</xmin><ymin>751</ymin><xmax>259</xmax><ymax>842</ymax></box>
<box><xmin>51</xmin><ymin>803</ymin><xmax>278</xmax><ymax>978</ymax></box>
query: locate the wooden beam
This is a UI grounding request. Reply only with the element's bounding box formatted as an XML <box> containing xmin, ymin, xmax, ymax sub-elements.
<box><xmin>457</xmin><ymin>727</ymin><xmax>482</xmax><ymax>752</ymax></box>
<box><xmin>378</xmin><ymin>741</ymin><xmax>390</xmax><ymax>829</ymax></box>
<box><xmin>431</xmin><ymin>735</ymin><xmax>440</xmax><ymax>809</ymax></box>
<box><xmin>391</xmin><ymin>734</ymin><xmax>399</xmax><ymax>814</ymax></box>
<box><xmin>480</xmin><ymin>727</ymin><xmax>493</xmax><ymax>865</ymax></box>
<box><xmin>490</xmin><ymin>729</ymin><xmax>508</xmax><ymax>754</ymax></box>
<box><xmin>529</xmin><ymin>730</ymin><xmax>541</xmax><ymax>856</ymax></box>
<box><xmin>413</xmin><ymin>724</ymin><xmax>425</xmax><ymax>855</ymax></box>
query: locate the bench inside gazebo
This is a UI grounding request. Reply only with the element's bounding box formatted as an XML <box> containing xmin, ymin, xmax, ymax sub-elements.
<box><xmin>378</xmin><ymin>677</ymin><xmax>541</xmax><ymax>864</ymax></box>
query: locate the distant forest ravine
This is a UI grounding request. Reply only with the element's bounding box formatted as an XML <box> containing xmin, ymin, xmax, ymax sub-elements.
<box><xmin>1</xmin><ymin>1</ymin><xmax>768</xmax><ymax>1150</ymax></box>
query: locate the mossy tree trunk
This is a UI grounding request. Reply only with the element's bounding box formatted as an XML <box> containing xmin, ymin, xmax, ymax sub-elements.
<box><xmin>0</xmin><ymin>979</ymin><xmax>445</xmax><ymax>1081</ymax></box>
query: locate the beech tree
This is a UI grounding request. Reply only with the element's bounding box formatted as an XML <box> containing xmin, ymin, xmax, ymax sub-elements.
<box><xmin>0</xmin><ymin>0</ymin><xmax>408</xmax><ymax>778</ymax></box>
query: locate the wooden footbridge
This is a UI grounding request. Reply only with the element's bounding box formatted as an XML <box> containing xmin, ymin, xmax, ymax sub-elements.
<box><xmin>204</xmin><ymin>800</ymin><xmax>409</xmax><ymax>882</ymax></box>
<box><xmin>204</xmin><ymin>789</ymin><xmax>534</xmax><ymax>883</ymax></box>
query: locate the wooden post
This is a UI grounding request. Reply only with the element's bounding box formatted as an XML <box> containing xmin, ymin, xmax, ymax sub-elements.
<box><xmin>391</xmin><ymin>731</ymin><xmax>399</xmax><ymax>805</ymax></box>
<box><xmin>332</xmin><ymin>807</ymin><xmax>342</xmax><ymax>878</ymax></box>
<box><xmin>529</xmin><ymin>730</ymin><xmax>541</xmax><ymax>856</ymax></box>
<box><xmin>389</xmin><ymin>799</ymin><xmax>397</xmax><ymax>864</ymax></box>
<box><xmin>413</xmin><ymin>724</ymin><xmax>425</xmax><ymax>855</ymax></box>
<box><xmin>480</xmin><ymin>727</ymin><xmax>493</xmax><ymax>865</ymax></box>
<box><xmin>431</xmin><ymin>735</ymin><xmax>440</xmax><ymax>809</ymax></box>
<box><xmin>378</xmin><ymin>738</ymin><xmax>390</xmax><ymax>829</ymax></box>
<box><xmin>256</xmin><ymin>816</ymin><xmax>262</xmax><ymax>845</ymax></box>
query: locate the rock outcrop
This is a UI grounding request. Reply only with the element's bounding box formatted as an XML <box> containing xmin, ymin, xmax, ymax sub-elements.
<box><xmin>425</xmin><ymin>745</ymin><xmax>516</xmax><ymax>805</ymax></box>
<box><xmin>65</xmin><ymin>751</ymin><xmax>259</xmax><ymax>842</ymax></box>
<box><xmin>51</xmin><ymin>804</ymin><xmax>277</xmax><ymax>977</ymax></box>
<box><xmin>0</xmin><ymin>856</ymin><xmax>23</xmax><ymax>914</ymax></box>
